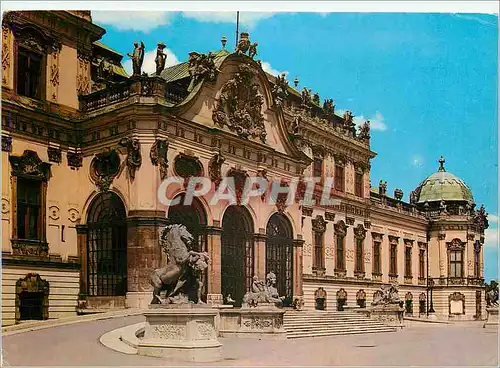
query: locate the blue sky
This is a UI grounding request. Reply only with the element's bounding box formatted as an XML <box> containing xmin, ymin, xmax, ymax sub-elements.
<box><xmin>91</xmin><ymin>11</ymin><xmax>498</xmax><ymax>281</ymax></box>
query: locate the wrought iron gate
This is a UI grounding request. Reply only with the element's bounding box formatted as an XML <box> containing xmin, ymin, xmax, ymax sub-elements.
<box><xmin>86</xmin><ymin>192</ymin><xmax>127</xmax><ymax>296</ymax></box>
<box><xmin>266</xmin><ymin>213</ymin><xmax>293</xmax><ymax>306</ymax></box>
<box><xmin>221</xmin><ymin>206</ymin><xmax>254</xmax><ymax>307</ymax></box>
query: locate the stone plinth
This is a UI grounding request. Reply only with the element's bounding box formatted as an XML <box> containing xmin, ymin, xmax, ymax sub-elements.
<box><xmin>483</xmin><ymin>307</ymin><xmax>498</xmax><ymax>328</ymax></box>
<box><xmin>137</xmin><ymin>305</ymin><xmax>222</xmax><ymax>362</ymax></box>
<box><xmin>219</xmin><ymin>306</ymin><xmax>286</xmax><ymax>340</ymax></box>
<box><xmin>367</xmin><ymin>305</ymin><xmax>404</xmax><ymax>328</ymax></box>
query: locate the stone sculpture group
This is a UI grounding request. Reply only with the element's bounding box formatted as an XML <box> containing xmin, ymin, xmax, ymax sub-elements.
<box><xmin>242</xmin><ymin>272</ymin><xmax>285</xmax><ymax>308</ymax></box>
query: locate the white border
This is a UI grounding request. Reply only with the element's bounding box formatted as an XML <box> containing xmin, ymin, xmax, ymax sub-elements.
<box><xmin>1</xmin><ymin>1</ymin><xmax>499</xmax><ymax>14</ymax></box>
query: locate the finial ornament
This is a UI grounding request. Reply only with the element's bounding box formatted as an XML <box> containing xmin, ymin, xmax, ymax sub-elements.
<box><xmin>438</xmin><ymin>156</ymin><xmax>446</xmax><ymax>172</ymax></box>
<box><xmin>221</xmin><ymin>36</ymin><xmax>227</xmax><ymax>49</ymax></box>
<box><xmin>294</xmin><ymin>76</ymin><xmax>299</xmax><ymax>88</ymax></box>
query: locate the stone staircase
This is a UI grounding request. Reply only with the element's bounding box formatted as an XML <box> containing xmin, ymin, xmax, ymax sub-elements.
<box><xmin>283</xmin><ymin>309</ymin><xmax>397</xmax><ymax>339</ymax></box>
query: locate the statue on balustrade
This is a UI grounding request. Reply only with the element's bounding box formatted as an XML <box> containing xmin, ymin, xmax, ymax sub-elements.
<box><xmin>150</xmin><ymin>224</ymin><xmax>210</xmax><ymax>305</ymax></box>
<box><xmin>128</xmin><ymin>41</ymin><xmax>145</xmax><ymax>76</ymax></box>
<box><xmin>242</xmin><ymin>272</ymin><xmax>285</xmax><ymax>308</ymax></box>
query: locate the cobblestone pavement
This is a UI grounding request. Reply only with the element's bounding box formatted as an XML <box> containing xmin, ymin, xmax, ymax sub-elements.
<box><xmin>2</xmin><ymin>316</ymin><xmax>498</xmax><ymax>366</ymax></box>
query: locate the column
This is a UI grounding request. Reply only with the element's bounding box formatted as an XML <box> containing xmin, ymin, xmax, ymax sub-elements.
<box><xmin>76</xmin><ymin>224</ymin><xmax>88</xmax><ymax>296</ymax></box>
<box><xmin>206</xmin><ymin>225</ymin><xmax>222</xmax><ymax>305</ymax></box>
<box><xmin>254</xmin><ymin>232</ymin><xmax>267</xmax><ymax>280</ymax></box>
<box><xmin>293</xmin><ymin>238</ymin><xmax>304</xmax><ymax>301</ymax></box>
<box><xmin>125</xmin><ymin>210</ymin><xmax>168</xmax><ymax>309</ymax></box>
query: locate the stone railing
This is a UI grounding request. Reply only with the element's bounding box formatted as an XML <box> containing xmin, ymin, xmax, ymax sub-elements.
<box><xmin>79</xmin><ymin>76</ymin><xmax>187</xmax><ymax>112</ymax></box>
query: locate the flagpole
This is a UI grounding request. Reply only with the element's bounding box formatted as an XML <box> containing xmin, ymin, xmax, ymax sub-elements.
<box><xmin>235</xmin><ymin>11</ymin><xmax>240</xmax><ymax>49</ymax></box>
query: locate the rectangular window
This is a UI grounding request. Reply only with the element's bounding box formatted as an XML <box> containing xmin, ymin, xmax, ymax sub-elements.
<box><xmin>336</xmin><ymin>235</ymin><xmax>345</xmax><ymax>270</ymax></box>
<box><xmin>373</xmin><ymin>241</ymin><xmax>381</xmax><ymax>274</ymax></box>
<box><xmin>355</xmin><ymin>172</ymin><xmax>363</xmax><ymax>197</ymax></box>
<box><xmin>390</xmin><ymin>244</ymin><xmax>397</xmax><ymax>275</ymax></box>
<box><xmin>449</xmin><ymin>250</ymin><xmax>463</xmax><ymax>278</ymax></box>
<box><xmin>17</xmin><ymin>178</ymin><xmax>42</xmax><ymax>240</ymax></box>
<box><xmin>405</xmin><ymin>247</ymin><xmax>412</xmax><ymax>277</ymax></box>
<box><xmin>334</xmin><ymin>165</ymin><xmax>344</xmax><ymax>192</ymax></box>
<box><xmin>355</xmin><ymin>238</ymin><xmax>364</xmax><ymax>272</ymax></box>
<box><xmin>314</xmin><ymin>232</ymin><xmax>324</xmax><ymax>270</ymax></box>
<box><xmin>419</xmin><ymin>249</ymin><xmax>425</xmax><ymax>278</ymax></box>
<box><xmin>17</xmin><ymin>47</ymin><xmax>43</xmax><ymax>99</ymax></box>
<box><xmin>313</xmin><ymin>158</ymin><xmax>323</xmax><ymax>179</ymax></box>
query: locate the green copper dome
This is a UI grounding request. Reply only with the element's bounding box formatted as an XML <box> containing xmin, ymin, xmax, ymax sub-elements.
<box><xmin>415</xmin><ymin>157</ymin><xmax>474</xmax><ymax>204</ymax></box>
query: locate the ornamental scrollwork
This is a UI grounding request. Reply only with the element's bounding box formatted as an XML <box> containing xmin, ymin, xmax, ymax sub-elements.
<box><xmin>212</xmin><ymin>64</ymin><xmax>266</xmax><ymax>142</ymax></box>
<box><xmin>312</xmin><ymin>215</ymin><xmax>327</xmax><ymax>234</ymax></box>
<box><xmin>9</xmin><ymin>150</ymin><xmax>51</xmax><ymax>181</ymax></box>
<box><xmin>242</xmin><ymin>317</ymin><xmax>273</xmax><ymax>329</ymax></box>
<box><xmin>151</xmin><ymin>324</ymin><xmax>186</xmax><ymax>339</ymax></box>
<box><xmin>91</xmin><ymin>150</ymin><xmax>120</xmax><ymax>192</ymax></box>
<box><xmin>334</xmin><ymin>220</ymin><xmax>347</xmax><ymax>237</ymax></box>
<box><xmin>354</xmin><ymin>224</ymin><xmax>366</xmax><ymax>240</ymax></box>
<box><xmin>447</xmin><ymin>238</ymin><xmax>465</xmax><ymax>250</ymax></box>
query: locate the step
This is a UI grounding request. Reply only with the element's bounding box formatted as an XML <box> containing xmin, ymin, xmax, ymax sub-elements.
<box><xmin>286</xmin><ymin>328</ymin><xmax>397</xmax><ymax>339</ymax></box>
<box><xmin>284</xmin><ymin>322</ymin><xmax>388</xmax><ymax>329</ymax></box>
<box><xmin>285</xmin><ymin>323</ymin><xmax>388</xmax><ymax>331</ymax></box>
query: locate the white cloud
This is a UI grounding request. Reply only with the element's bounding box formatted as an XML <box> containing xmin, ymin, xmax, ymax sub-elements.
<box><xmin>182</xmin><ymin>11</ymin><xmax>275</xmax><ymax>29</ymax></box>
<box><xmin>261</xmin><ymin>61</ymin><xmax>288</xmax><ymax>77</ymax></box>
<box><xmin>92</xmin><ymin>11</ymin><xmax>172</xmax><ymax>33</ymax></box>
<box><xmin>411</xmin><ymin>155</ymin><xmax>424</xmax><ymax>168</ymax></box>
<box><xmin>337</xmin><ymin>109</ymin><xmax>388</xmax><ymax>131</ymax></box>
<box><xmin>484</xmin><ymin>227</ymin><xmax>499</xmax><ymax>249</ymax></box>
<box><xmin>489</xmin><ymin>214</ymin><xmax>499</xmax><ymax>224</ymax></box>
<box><xmin>123</xmin><ymin>48</ymin><xmax>180</xmax><ymax>75</ymax></box>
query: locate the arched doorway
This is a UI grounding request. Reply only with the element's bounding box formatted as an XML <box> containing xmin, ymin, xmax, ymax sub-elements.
<box><xmin>86</xmin><ymin>192</ymin><xmax>127</xmax><ymax>296</ymax></box>
<box><xmin>266</xmin><ymin>213</ymin><xmax>294</xmax><ymax>306</ymax></box>
<box><xmin>221</xmin><ymin>205</ymin><xmax>254</xmax><ymax>307</ymax></box>
<box><xmin>167</xmin><ymin>194</ymin><xmax>207</xmax><ymax>252</ymax></box>
<box><xmin>167</xmin><ymin>194</ymin><xmax>208</xmax><ymax>302</ymax></box>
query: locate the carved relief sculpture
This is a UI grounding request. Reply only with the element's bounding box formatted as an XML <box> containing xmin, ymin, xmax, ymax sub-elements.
<box><xmin>49</xmin><ymin>43</ymin><xmax>61</xmax><ymax>101</ymax></box>
<box><xmin>187</xmin><ymin>51</ymin><xmax>219</xmax><ymax>92</ymax></box>
<box><xmin>47</xmin><ymin>147</ymin><xmax>62</xmax><ymax>163</ymax></box>
<box><xmin>119</xmin><ymin>137</ymin><xmax>142</xmax><ymax>180</ymax></box>
<box><xmin>372</xmin><ymin>282</ymin><xmax>400</xmax><ymax>306</ymax></box>
<box><xmin>77</xmin><ymin>51</ymin><xmax>91</xmax><ymax>95</ymax></box>
<box><xmin>212</xmin><ymin>64</ymin><xmax>266</xmax><ymax>142</ymax></box>
<box><xmin>2</xmin><ymin>25</ymin><xmax>11</xmax><ymax>86</ymax></box>
<box><xmin>9</xmin><ymin>150</ymin><xmax>51</xmax><ymax>181</ymax></box>
<box><xmin>150</xmin><ymin>139</ymin><xmax>170</xmax><ymax>180</ymax></box>
<box><xmin>312</xmin><ymin>215</ymin><xmax>327</xmax><ymax>234</ymax></box>
<box><xmin>208</xmin><ymin>152</ymin><xmax>225</xmax><ymax>188</ymax></box>
<box><xmin>67</xmin><ymin>151</ymin><xmax>83</xmax><ymax>169</ymax></box>
<box><xmin>2</xmin><ymin>135</ymin><xmax>12</xmax><ymax>152</ymax></box>
<box><xmin>91</xmin><ymin>149</ymin><xmax>121</xmax><ymax>192</ymax></box>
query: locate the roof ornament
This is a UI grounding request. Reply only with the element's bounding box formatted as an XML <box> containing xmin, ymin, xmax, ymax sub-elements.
<box><xmin>438</xmin><ymin>156</ymin><xmax>446</xmax><ymax>172</ymax></box>
<box><xmin>221</xmin><ymin>36</ymin><xmax>227</xmax><ymax>49</ymax></box>
<box><xmin>235</xmin><ymin>32</ymin><xmax>258</xmax><ymax>59</ymax></box>
<box><xmin>127</xmin><ymin>41</ymin><xmax>145</xmax><ymax>76</ymax></box>
<box><xmin>294</xmin><ymin>76</ymin><xmax>299</xmax><ymax>88</ymax></box>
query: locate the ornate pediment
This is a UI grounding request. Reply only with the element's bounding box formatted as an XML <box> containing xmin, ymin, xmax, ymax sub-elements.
<box><xmin>334</xmin><ymin>220</ymin><xmax>348</xmax><ymax>237</ymax></box>
<box><xmin>312</xmin><ymin>215</ymin><xmax>327</xmax><ymax>234</ymax></box>
<box><xmin>447</xmin><ymin>238</ymin><xmax>465</xmax><ymax>250</ymax></box>
<box><xmin>212</xmin><ymin>64</ymin><xmax>266</xmax><ymax>142</ymax></box>
<box><xmin>354</xmin><ymin>224</ymin><xmax>366</xmax><ymax>240</ymax></box>
<box><xmin>9</xmin><ymin>150</ymin><xmax>51</xmax><ymax>181</ymax></box>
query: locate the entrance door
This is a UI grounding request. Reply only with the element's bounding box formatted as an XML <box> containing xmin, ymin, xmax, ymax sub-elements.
<box><xmin>19</xmin><ymin>291</ymin><xmax>44</xmax><ymax>320</ymax></box>
<box><xmin>86</xmin><ymin>192</ymin><xmax>127</xmax><ymax>296</ymax></box>
<box><xmin>221</xmin><ymin>206</ymin><xmax>254</xmax><ymax>307</ymax></box>
<box><xmin>266</xmin><ymin>213</ymin><xmax>294</xmax><ymax>306</ymax></box>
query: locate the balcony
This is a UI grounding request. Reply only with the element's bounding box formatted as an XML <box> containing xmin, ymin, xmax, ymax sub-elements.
<box><xmin>429</xmin><ymin>277</ymin><xmax>484</xmax><ymax>286</ymax></box>
<box><xmin>79</xmin><ymin>76</ymin><xmax>187</xmax><ymax>113</ymax></box>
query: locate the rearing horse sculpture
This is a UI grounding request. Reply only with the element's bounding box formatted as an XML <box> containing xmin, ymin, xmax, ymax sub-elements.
<box><xmin>150</xmin><ymin>224</ymin><xmax>210</xmax><ymax>304</ymax></box>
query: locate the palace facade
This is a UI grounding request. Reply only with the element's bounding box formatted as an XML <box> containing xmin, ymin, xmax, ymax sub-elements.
<box><xmin>1</xmin><ymin>11</ymin><xmax>489</xmax><ymax>326</ymax></box>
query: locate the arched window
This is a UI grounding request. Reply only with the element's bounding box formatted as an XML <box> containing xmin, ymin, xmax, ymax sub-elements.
<box><xmin>86</xmin><ymin>192</ymin><xmax>127</xmax><ymax>296</ymax></box>
<box><xmin>266</xmin><ymin>213</ymin><xmax>294</xmax><ymax>306</ymax></box>
<box><xmin>168</xmin><ymin>194</ymin><xmax>207</xmax><ymax>252</ymax></box>
<box><xmin>221</xmin><ymin>206</ymin><xmax>254</xmax><ymax>307</ymax></box>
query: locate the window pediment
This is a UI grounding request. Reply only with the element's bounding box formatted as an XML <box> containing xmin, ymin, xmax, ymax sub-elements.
<box><xmin>9</xmin><ymin>150</ymin><xmax>51</xmax><ymax>181</ymax></box>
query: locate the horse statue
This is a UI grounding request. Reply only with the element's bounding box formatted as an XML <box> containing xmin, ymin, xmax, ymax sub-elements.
<box><xmin>150</xmin><ymin>224</ymin><xmax>210</xmax><ymax>305</ymax></box>
<box><xmin>486</xmin><ymin>288</ymin><xmax>499</xmax><ymax>307</ymax></box>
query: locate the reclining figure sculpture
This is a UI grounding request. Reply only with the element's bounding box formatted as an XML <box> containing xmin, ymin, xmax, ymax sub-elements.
<box><xmin>242</xmin><ymin>272</ymin><xmax>285</xmax><ymax>308</ymax></box>
<box><xmin>372</xmin><ymin>282</ymin><xmax>401</xmax><ymax>307</ymax></box>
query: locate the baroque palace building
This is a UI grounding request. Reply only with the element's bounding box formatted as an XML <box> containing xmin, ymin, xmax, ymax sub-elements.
<box><xmin>1</xmin><ymin>11</ymin><xmax>489</xmax><ymax>326</ymax></box>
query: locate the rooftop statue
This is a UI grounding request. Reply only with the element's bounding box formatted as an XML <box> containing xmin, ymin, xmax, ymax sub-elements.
<box><xmin>379</xmin><ymin>180</ymin><xmax>387</xmax><ymax>196</ymax></box>
<box><xmin>155</xmin><ymin>42</ymin><xmax>167</xmax><ymax>75</ymax></box>
<box><xmin>473</xmin><ymin>204</ymin><xmax>489</xmax><ymax>232</ymax></box>
<box><xmin>187</xmin><ymin>51</ymin><xmax>219</xmax><ymax>91</ymax></box>
<box><xmin>235</xmin><ymin>32</ymin><xmax>251</xmax><ymax>55</ymax></box>
<box><xmin>242</xmin><ymin>272</ymin><xmax>285</xmax><ymax>308</ymax></box>
<box><xmin>272</xmin><ymin>72</ymin><xmax>289</xmax><ymax>107</ymax></box>
<box><xmin>301</xmin><ymin>87</ymin><xmax>312</xmax><ymax>107</ymax></box>
<box><xmin>372</xmin><ymin>282</ymin><xmax>400</xmax><ymax>306</ymax></box>
<box><xmin>358</xmin><ymin>120</ymin><xmax>370</xmax><ymax>140</ymax></box>
<box><xmin>127</xmin><ymin>41</ymin><xmax>145</xmax><ymax>76</ymax></box>
<box><xmin>248</xmin><ymin>42</ymin><xmax>258</xmax><ymax>59</ymax></box>
<box><xmin>150</xmin><ymin>224</ymin><xmax>210</xmax><ymax>305</ymax></box>
<box><xmin>323</xmin><ymin>99</ymin><xmax>335</xmax><ymax>120</ymax></box>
